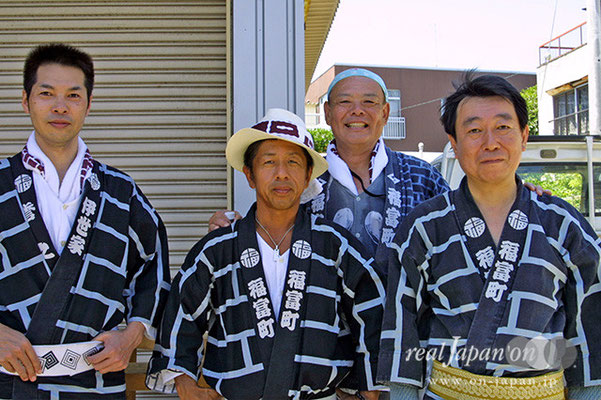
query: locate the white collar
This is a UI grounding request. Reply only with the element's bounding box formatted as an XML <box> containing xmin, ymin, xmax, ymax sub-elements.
<box><xmin>25</xmin><ymin>132</ymin><xmax>89</xmax><ymax>199</ymax></box>
<box><xmin>325</xmin><ymin>137</ymin><xmax>388</xmax><ymax>195</ymax></box>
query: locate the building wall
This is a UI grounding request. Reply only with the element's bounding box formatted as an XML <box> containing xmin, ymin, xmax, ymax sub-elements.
<box><xmin>307</xmin><ymin>65</ymin><xmax>536</xmax><ymax>153</ymax></box>
<box><xmin>231</xmin><ymin>0</ymin><xmax>306</xmax><ymax>215</ymax></box>
<box><xmin>536</xmin><ymin>44</ymin><xmax>589</xmax><ymax>135</ymax></box>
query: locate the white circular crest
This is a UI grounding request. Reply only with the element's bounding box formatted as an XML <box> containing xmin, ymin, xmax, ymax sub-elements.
<box><xmin>292</xmin><ymin>240</ymin><xmax>312</xmax><ymax>260</ymax></box>
<box><xmin>464</xmin><ymin>217</ymin><xmax>486</xmax><ymax>238</ymax></box>
<box><xmin>508</xmin><ymin>210</ymin><xmax>528</xmax><ymax>230</ymax></box>
<box><xmin>89</xmin><ymin>173</ymin><xmax>100</xmax><ymax>191</ymax></box>
<box><xmin>14</xmin><ymin>174</ymin><xmax>32</xmax><ymax>193</ymax></box>
<box><xmin>240</xmin><ymin>248</ymin><xmax>260</xmax><ymax>268</ymax></box>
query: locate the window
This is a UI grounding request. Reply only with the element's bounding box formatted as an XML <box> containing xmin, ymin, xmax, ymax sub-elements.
<box><xmin>387</xmin><ymin>89</ymin><xmax>401</xmax><ymax>117</ymax></box>
<box><xmin>382</xmin><ymin>89</ymin><xmax>405</xmax><ymax>139</ymax></box>
<box><xmin>552</xmin><ymin>84</ymin><xmax>588</xmax><ymax>135</ymax></box>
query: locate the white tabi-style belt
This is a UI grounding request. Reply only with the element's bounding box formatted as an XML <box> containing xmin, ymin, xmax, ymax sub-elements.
<box><xmin>0</xmin><ymin>341</ymin><xmax>103</xmax><ymax>377</ymax></box>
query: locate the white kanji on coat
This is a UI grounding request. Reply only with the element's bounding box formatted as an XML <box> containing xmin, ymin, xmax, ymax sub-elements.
<box><xmin>311</xmin><ymin>193</ymin><xmax>325</xmax><ymax>213</ymax></box>
<box><xmin>76</xmin><ymin>216</ymin><xmax>92</xmax><ymax>237</ymax></box>
<box><xmin>499</xmin><ymin>240</ymin><xmax>520</xmax><ymax>262</ymax></box>
<box><xmin>381</xmin><ymin>228</ymin><xmax>395</xmax><ymax>244</ymax></box>
<box><xmin>287</xmin><ymin>270</ymin><xmax>306</xmax><ymax>290</ymax></box>
<box><xmin>385</xmin><ymin>207</ymin><xmax>401</xmax><ymax>229</ymax></box>
<box><xmin>68</xmin><ymin>235</ymin><xmax>86</xmax><ymax>256</ymax></box>
<box><xmin>22</xmin><ymin>201</ymin><xmax>36</xmax><ymax>222</ymax></box>
<box><xmin>81</xmin><ymin>197</ymin><xmax>97</xmax><ymax>217</ymax></box>
<box><xmin>248</xmin><ymin>278</ymin><xmax>268</xmax><ymax>300</ymax></box>
<box><xmin>492</xmin><ymin>261</ymin><xmax>514</xmax><ymax>283</ymax></box>
<box><xmin>285</xmin><ymin>290</ymin><xmax>303</xmax><ymax>311</ymax></box>
<box><xmin>253</xmin><ymin>298</ymin><xmax>272</xmax><ymax>320</ymax></box>
<box><xmin>476</xmin><ymin>246</ymin><xmax>495</xmax><ymax>271</ymax></box>
<box><xmin>485</xmin><ymin>282</ymin><xmax>507</xmax><ymax>303</ymax></box>
<box><xmin>257</xmin><ymin>318</ymin><xmax>275</xmax><ymax>339</ymax></box>
<box><xmin>387</xmin><ymin>188</ymin><xmax>402</xmax><ymax>208</ymax></box>
<box><xmin>280</xmin><ymin>311</ymin><xmax>300</xmax><ymax>331</ymax></box>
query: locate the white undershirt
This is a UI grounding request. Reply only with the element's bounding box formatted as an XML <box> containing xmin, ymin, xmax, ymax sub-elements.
<box><xmin>256</xmin><ymin>233</ymin><xmax>290</xmax><ymax>321</ymax></box>
<box><xmin>24</xmin><ymin>132</ymin><xmax>89</xmax><ymax>255</ymax></box>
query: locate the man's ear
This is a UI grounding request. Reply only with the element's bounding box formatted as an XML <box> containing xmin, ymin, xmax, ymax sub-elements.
<box><xmin>521</xmin><ymin>125</ymin><xmax>529</xmax><ymax>151</ymax></box>
<box><xmin>448</xmin><ymin>134</ymin><xmax>458</xmax><ymax>154</ymax></box>
<box><xmin>22</xmin><ymin>90</ymin><xmax>30</xmax><ymax>114</ymax></box>
<box><xmin>324</xmin><ymin>101</ymin><xmax>332</xmax><ymax>126</ymax></box>
<box><xmin>243</xmin><ymin>166</ymin><xmax>255</xmax><ymax>189</ymax></box>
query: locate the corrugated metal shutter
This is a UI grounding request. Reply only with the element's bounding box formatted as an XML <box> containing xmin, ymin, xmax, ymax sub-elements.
<box><xmin>0</xmin><ymin>1</ymin><xmax>228</xmax><ymax>273</ymax></box>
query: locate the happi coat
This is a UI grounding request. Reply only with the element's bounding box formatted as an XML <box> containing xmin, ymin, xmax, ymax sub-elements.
<box><xmin>0</xmin><ymin>151</ymin><xmax>170</xmax><ymax>399</ymax></box>
<box><xmin>378</xmin><ymin>177</ymin><xmax>601</xmax><ymax>392</ymax></box>
<box><xmin>147</xmin><ymin>204</ymin><xmax>386</xmax><ymax>399</ymax></box>
<box><xmin>309</xmin><ymin>147</ymin><xmax>448</xmax><ymax>276</ymax></box>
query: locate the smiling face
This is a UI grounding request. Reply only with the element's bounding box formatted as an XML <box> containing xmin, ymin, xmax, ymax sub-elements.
<box><xmin>22</xmin><ymin>63</ymin><xmax>91</xmax><ymax>154</ymax></box>
<box><xmin>450</xmin><ymin>96</ymin><xmax>528</xmax><ymax>188</ymax></box>
<box><xmin>243</xmin><ymin>139</ymin><xmax>313</xmax><ymax>214</ymax></box>
<box><xmin>324</xmin><ymin>76</ymin><xmax>389</xmax><ymax>151</ymax></box>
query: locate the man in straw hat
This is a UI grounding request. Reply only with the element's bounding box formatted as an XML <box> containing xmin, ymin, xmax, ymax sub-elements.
<box><xmin>209</xmin><ymin>69</ymin><xmax>449</xmax><ymax>280</ymax></box>
<box><xmin>378</xmin><ymin>74</ymin><xmax>601</xmax><ymax>399</ymax></box>
<box><xmin>147</xmin><ymin>109</ymin><xmax>385</xmax><ymax>399</ymax></box>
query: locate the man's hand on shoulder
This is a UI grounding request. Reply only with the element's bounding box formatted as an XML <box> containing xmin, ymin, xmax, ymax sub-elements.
<box><xmin>88</xmin><ymin>321</ymin><xmax>145</xmax><ymax>374</ymax></box>
<box><xmin>524</xmin><ymin>181</ymin><xmax>552</xmax><ymax>196</ymax></box>
<box><xmin>175</xmin><ymin>374</ymin><xmax>222</xmax><ymax>399</ymax></box>
<box><xmin>208</xmin><ymin>210</ymin><xmax>241</xmax><ymax>232</ymax></box>
<box><xmin>0</xmin><ymin>323</ymin><xmax>41</xmax><ymax>382</ymax></box>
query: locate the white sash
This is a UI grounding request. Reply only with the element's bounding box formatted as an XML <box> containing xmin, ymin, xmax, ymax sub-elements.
<box><xmin>0</xmin><ymin>341</ymin><xmax>103</xmax><ymax>377</ymax></box>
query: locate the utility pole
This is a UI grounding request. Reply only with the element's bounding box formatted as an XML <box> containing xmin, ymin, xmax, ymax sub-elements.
<box><xmin>588</xmin><ymin>0</ymin><xmax>601</xmax><ymax>135</ymax></box>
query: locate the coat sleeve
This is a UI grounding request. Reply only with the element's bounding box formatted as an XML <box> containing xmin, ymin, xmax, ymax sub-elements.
<box><xmin>338</xmin><ymin>234</ymin><xmax>387</xmax><ymax>391</ymax></box>
<box><xmin>146</xmin><ymin>242</ymin><xmax>213</xmax><ymax>393</ymax></box>
<box><xmin>561</xmin><ymin>212</ymin><xmax>601</xmax><ymax>387</ymax></box>
<box><xmin>377</xmin><ymin>215</ymin><xmax>430</xmax><ymax>388</ymax></box>
<box><xmin>124</xmin><ymin>183</ymin><xmax>171</xmax><ymax>339</ymax></box>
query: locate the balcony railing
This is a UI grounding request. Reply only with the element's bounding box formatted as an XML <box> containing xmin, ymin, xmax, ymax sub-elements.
<box><xmin>382</xmin><ymin>117</ymin><xmax>406</xmax><ymax>140</ymax></box>
<box><xmin>539</xmin><ymin>22</ymin><xmax>587</xmax><ymax>66</ymax></box>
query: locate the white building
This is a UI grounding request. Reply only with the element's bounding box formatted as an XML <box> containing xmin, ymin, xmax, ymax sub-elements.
<box><xmin>537</xmin><ymin>22</ymin><xmax>590</xmax><ymax>135</ymax></box>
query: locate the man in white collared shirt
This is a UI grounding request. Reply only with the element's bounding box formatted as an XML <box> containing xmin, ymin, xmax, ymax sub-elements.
<box><xmin>0</xmin><ymin>43</ymin><xmax>170</xmax><ymax>400</ymax></box>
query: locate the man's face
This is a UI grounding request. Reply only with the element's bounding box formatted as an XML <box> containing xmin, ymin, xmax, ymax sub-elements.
<box><xmin>324</xmin><ymin>76</ymin><xmax>389</xmax><ymax>151</ymax></box>
<box><xmin>450</xmin><ymin>96</ymin><xmax>528</xmax><ymax>187</ymax></box>
<box><xmin>244</xmin><ymin>140</ymin><xmax>312</xmax><ymax>213</ymax></box>
<box><xmin>22</xmin><ymin>63</ymin><xmax>91</xmax><ymax>152</ymax></box>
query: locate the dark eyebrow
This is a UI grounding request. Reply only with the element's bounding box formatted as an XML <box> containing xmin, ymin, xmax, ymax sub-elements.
<box><xmin>39</xmin><ymin>83</ymin><xmax>83</xmax><ymax>91</ymax></box>
<box><xmin>462</xmin><ymin>113</ymin><xmax>514</xmax><ymax>126</ymax></box>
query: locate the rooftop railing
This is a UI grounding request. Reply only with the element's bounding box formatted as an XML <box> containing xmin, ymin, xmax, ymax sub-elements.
<box><xmin>539</xmin><ymin>22</ymin><xmax>587</xmax><ymax>66</ymax></box>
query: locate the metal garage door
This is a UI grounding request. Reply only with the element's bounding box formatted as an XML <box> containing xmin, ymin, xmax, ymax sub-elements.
<box><xmin>0</xmin><ymin>0</ymin><xmax>228</xmax><ymax>274</ymax></box>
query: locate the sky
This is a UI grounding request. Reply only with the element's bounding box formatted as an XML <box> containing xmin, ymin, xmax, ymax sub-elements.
<box><xmin>313</xmin><ymin>0</ymin><xmax>588</xmax><ymax>81</ymax></box>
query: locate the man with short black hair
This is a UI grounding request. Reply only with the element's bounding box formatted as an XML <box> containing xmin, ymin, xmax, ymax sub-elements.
<box><xmin>0</xmin><ymin>43</ymin><xmax>170</xmax><ymax>399</ymax></box>
<box><xmin>378</xmin><ymin>74</ymin><xmax>601</xmax><ymax>400</ymax></box>
<box><xmin>147</xmin><ymin>109</ymin><xmax>385</xmax><ymax>400</ymax></box>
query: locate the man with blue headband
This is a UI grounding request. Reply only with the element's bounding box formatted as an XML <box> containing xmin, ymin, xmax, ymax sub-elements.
<box><xmin>307</xmin><ymin>68</ymin><xmax>449</xmax><ymax>278</ymax></box>
<box><xmin>210</xmin><ymin>69</ymin><xmax>449</xmax><ymax>279</ymax></box>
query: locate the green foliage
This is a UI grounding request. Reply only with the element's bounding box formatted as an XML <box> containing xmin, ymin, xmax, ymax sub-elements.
<box><xmin>520</xmin><ymin>85</ymin><xmax>538</xmax><ymax>136</ymax></box>
<box><xmin>520</xmin><ymin>172</ymin><xmax>583</xmax><ymax>210</ymax></box>
<box><xmin>309</xmin><ymin>128</ymin><xmax>334</xmax><ymax>153</ymax></box>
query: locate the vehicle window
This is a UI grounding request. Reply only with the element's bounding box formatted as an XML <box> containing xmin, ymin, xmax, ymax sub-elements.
<box><xmin>518</xmin><ymin>163</ymin><xmax>601</xmax><ymax>216</ymax></box>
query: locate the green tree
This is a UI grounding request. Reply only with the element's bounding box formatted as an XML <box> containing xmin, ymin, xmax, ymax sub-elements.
<box><xmin>520</xmin><ymin>85</ymin><xmax>538</xmax><ymax>136</ymax></box>
<box><xmin>309</xmin><ymin>128</ymin><xmax>333</xmax><ymax>153</ymax></box>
